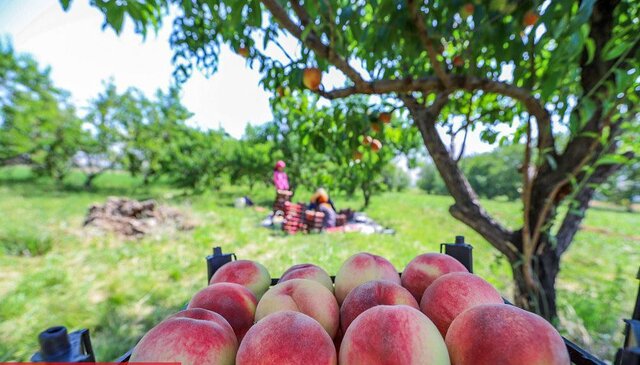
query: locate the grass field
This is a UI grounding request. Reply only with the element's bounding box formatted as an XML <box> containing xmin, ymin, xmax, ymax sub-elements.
<box><xmin>0</xmin><ymin>166</ymin><xmax>637</xmax><ymax>362</ymax></box>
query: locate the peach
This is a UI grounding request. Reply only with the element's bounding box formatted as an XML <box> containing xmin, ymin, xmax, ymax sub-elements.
<box><xmin>340</xmin><ymin>280</ymin><xmax>418</xmax><ymax>332</ymax></box>
<box><xmin>279</xmin><ymin>263</ymin><xmax>334</xmax><ymax>293</ymax></box>
<box><xmin>187</xmin><ymin>282</ymin><xmax>257</xmax><ymax>341</ymax></box>
<box><xmin>370</xmin><ymin>139</ymin><xmax>382</xmax><ymax>152</ymax></box>
<box><xmin>236</xmin><ymin>311</ymin><xmax>337</xmax><ymax>365</ymax></box>
<box><xmin>303</xmin><ymin>67</ymin><xmax>322</xmax><ymax>91</ymax></box>
<box><xmin>256</xmin><ymin>278</ymin><xmax>339</xmax><ymax>338</ymax></box>
<box><xmin>523</xmin><ymin>10</ymin><xmax>539</xmax><ymax>27</ymax></box>
<box><xmin>446</xmin><ymin>304</ymin><xmax>570</xmax><ymax>365</ymax></box>
<box><xmin>420</xmin><ymin>272</ymin><xmax>503</xmax><ymax>336</ymax></box>
<box><xmin>334</xmin><ymin>252</ymin><xmax>400</xmax><ymax>304</ymax></box>
<box><xmin>401</xmin><ymin>253</ymin><xmax>469</xmax><ymax>302</ymax></box>
<box><xmin>379</xmin><ymin>112</ymin><xmax>391</xmax><ymax>124</ymax></box>
<box><xmin>340</xmin><ymin>305</ymin><xmax>450</xmax><ymax>365</ymax></box>
<box><xmin>210</xmin><ymin>259</ymin><xmax>271</xmax><ymax>300</ymax></box>
<box><xmin>130</xmin><ymin>308</ymin><xmax>237</xmax><ymax>365</ymax></box>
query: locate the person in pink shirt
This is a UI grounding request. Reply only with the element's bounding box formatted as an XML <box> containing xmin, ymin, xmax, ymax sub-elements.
<box><xmin>273</xmin><ymin>160</ymin><xmax>289</xmax><ymax>191</ymax></box>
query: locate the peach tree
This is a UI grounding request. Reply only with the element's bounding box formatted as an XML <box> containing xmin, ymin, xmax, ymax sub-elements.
<box><xmin>64</xmin><ymin>0</ymin><xmax>640</xmax><ymax>320</ymax></box>
<box><xmin>259</xmin><ymin>91</ymin><xmax>421</xmax><ymax>207</ymax></box>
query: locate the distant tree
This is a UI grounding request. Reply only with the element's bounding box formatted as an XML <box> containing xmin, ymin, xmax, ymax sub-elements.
<box><xmin>381</xmin><ymin>162</ymin><xmax>411</xmax><ymax>192</ymax></box>
<box><xmin>81</xmin><ymin>81</ymin><xmax>193</xmax><ymax>188</ymax></box>
<box><xmin>417</xmin><ymin>162</ymin><xmax>448</xmax><ymax>196</ymax></box>
<box><xmin>598</xmin><ymin>161</ymin><xmax>640</xmax><ymax>212</ymax></box>
<box><xmin>228</xmin><ymin>125</ymin><xmax>276</xmax><ymax>191</ymax></box>
<box><xmin>263</xmin><ymin>93</ymin><xmax>421</xmax><ymax>207</ymax></box>
<box><xmin>158</xmin><ymin>126</ymin><xmax>234</xmax><ymax>191</ymax></box>
<box><xmin>461</xmin><ymin>145</ymin><xmax>523</xmax><ymax>201</ymax></box>
<box><xmin>0</xmin><ymin>40</ymin><xmax>84</xmax><ymax>182</ymax></box>
<box><xmin>132</xmin><ymin>86</ymin><xmax>194</xmax><ymax>185</ymax></box>
<box><xmin>81</xmin><ymin>81</ymin><xmax>127</xmax><ymax>188</ymax></box>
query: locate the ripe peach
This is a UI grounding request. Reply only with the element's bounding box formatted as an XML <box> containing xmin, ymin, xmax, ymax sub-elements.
<box><xmin>370</xmin><ymin>139</ymin><xmax>382</xmax><ymax>153</ymax></box>
<box><xmin>237</xmin><ymin>46</ymin><xmax>249</xmax><ymax>58</ymax></box>
<box><xmin>303</xmin><ymin>67</ymin><xmax>322</xmax><ymax>91</ymax></box>
<box><xmin>379</xmin><ymin>112</ymin><xmax>391</xmax><ymax>124</ymax></box>
<box><xmin>279</xmin><ymin>263</ymin><xmax>334</xmax><ymax>293</ymax></box>
<box><xmin>334</xmin><ymin>252</ymin><xmax>400</xmax><ymax>304</ymax></box>
<box><xmin>187</xmin><ymin>282</ymin><xmax>258</xmax><ymax>341</ymax></box>
<box><xmin>453</xmin><ymin>55</ymin><xmax>464</xmax><ymax>67</ymax></box>
<box><xmin>371</xmin><ymin>122</ymin><xmax>381</xmax><ymax>133</ymax></box>
<box><xmin>523</xmin><ymin>10</ymin><xmax>539</xmax><ymax>27</ymax></box>
<box><xmin>130</xmin><ymin>308</ymin><xmax>237</xmax><ymax>365</ymax></box>
<box><xmin>401</xmin><ymin>253</ymin><xmax>468</xmax><ymax>302</ymax></box>
<box><xmin>461</xmin><ymin>3</ymin><xmax>475</xmax><ymax>17</ymax></box>
<box><xmin>210</xmin><ymin>259</ymin><xmax>271</xmax><ymax>300</ymax></box>
<box><xmin>340</xmin><ymin>305</ymin><xmax>450</xmax><ymax>365</ymax></box>
<box><xmin>362</xmin><ymin>135</ymin><xmax>373</xmax><ymax>146</ymax></box>
<box><xmin>256</xmin><ymin>278</ymin><xmax>340</xmax><ymax>338</ymax></box>
<box><xmin>446</xmin><ymin>304</ymin><xmax>570</xmax><ymax>365</ymax></box>
<box><xmin>420</xmin><ymin>272</ymin><xmax>503</xmax><ymax>336</ymax></box>
<box><xmin>236</xmin><ymin>311</ymin><xmax>337</xmax><ymax>365</ymax></box>
<box><xmin>340</xmin><ymin>280</ymin><xmax>418</xmax><ymax>332</ymax></box>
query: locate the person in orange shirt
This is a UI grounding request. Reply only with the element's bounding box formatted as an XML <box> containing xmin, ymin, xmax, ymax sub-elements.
<box><xmin>310</xmin><ymin>188</ymin><xmax>337</xmax><ymax>228</ymax></box>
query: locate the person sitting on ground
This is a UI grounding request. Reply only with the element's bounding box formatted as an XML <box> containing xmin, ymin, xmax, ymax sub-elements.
<box><xmin>310</xmin><ymin>188</ymin><xmax>337</xmax><ymax>228</ymax></box>
<box><xmin>273</xmin><ymin>160</ymin><xmax>289</xmax><ymax>192</ymax></box>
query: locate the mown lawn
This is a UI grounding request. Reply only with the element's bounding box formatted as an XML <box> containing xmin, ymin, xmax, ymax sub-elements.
<box><xmin>0</xmin><ymin>166</ymin><xmax>637</xmax><ymax>362</ymax></box>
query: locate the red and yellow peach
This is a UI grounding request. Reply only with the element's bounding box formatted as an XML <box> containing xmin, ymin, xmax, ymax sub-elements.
<box><xmin>236</xmin><ymin>311</ymin><xmax>337</xmax><ymax>365</ymax></box>
<box><xmin>334</xmin><ymin>252</ymin><xmax>400</xmax><ymax>304</ymax></box>
<box><xmin>446</xmin><ymin>304</ymin><xmax>570</xmax><ymax>365</ymax></box>
<box><xmin>187</xmin><ymin>282</ymin><xmax>257</xmax><ymax>341</ymax></box>
<box><xmin>256</xmin><ymin>278</ymin><xmax>339</xmax><ymax>338</ymax></box>
<box><xmin>130</xmin><ymin>308</ymin><xmax>237</xmax><ymax>365</ymax></box>
<box><xmin>209</xmin><ymin>260</ymin><xmax>271</xmax><ymax>300</ymax></box>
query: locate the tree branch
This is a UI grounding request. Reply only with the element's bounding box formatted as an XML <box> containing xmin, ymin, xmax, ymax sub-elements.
<box><xmin>406</xmin><ymin>0</ymin><xmax>452</xmax><ymax>88</ymax></box>
<box><xmin>551</xmin><ymin>0</ymin><xmax>621</xmax><ymax>181</ymax></box>
<box><xmin>555</xmin><ymin>154</ymin><xmax>631</xmax><ymax>256</ymax></box>
<box><xmin>402</xmin><ymin>93</ymin><xmax>518</xmax><ymax>261</ymax></box>
<box><xmin>261</xmin><ymin>0</ymin><xmax>366</xmax><ymax>86</ymax></box>
<box><xmin>318</xmin><ymin>75</ymin><xmax>552</xmax><ymax>139</ymax></box>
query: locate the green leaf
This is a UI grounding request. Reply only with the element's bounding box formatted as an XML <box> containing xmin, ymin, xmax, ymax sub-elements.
<box><xmin>596</xmin><ymin>154</ymin><xmax>630</xmax><ymax>166</ymax></box>
<box><xmin>106</xmin><ymin>6</ymin><xmax>126</xmax><ymax>34</ymax></box>
<box><xmin>545</xmin><ymin>154</ymin><xmax>558</xmax><ymax>171</ymax></box>
<box><xmin>60</xmin><ymin>0</ymin><xmax>72</xmax><ymax>11</ymax></box>
<box><xmin>603</xmin><ymin>41</ymin><xmax>631</xmax><ymax>61</ymax></box>
<box><xmin>584</xmin><ymin>37</ymin><xmax>595</xmax><ymax>64</ymax></box>
<box><xmin>301</xmin><ymin>26</ymin><xmax>313</xmax><ymax>41</ymax></box>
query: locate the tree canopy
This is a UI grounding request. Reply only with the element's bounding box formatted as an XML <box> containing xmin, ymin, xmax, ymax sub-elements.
<box><xmin>68</xmin><ymin>0</ymin><xmax>640</xmax><ymax>320</ymax></box>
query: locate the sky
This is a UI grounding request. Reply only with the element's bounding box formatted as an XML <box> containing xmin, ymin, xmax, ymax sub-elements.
<box><xmin>0</xmin><ymin>0</ymin><xmax>494</xmax><ymax>154</ymax></box>
<box><xmin>0</xmin><ymin>0</ymin><xmax>275</xmax><ymax>138</ymax></box>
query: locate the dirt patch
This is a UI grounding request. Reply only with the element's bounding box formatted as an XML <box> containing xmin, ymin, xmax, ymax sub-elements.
<box><xmin>83</xmin><ymin>197</ymin><xmax>196</xmax><ymax>237</ymax></box>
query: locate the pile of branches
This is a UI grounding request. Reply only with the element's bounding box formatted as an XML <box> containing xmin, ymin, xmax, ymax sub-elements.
<box><xmin>83</xmin><ymin>197</ymin><xmax>195</xmax><ymax>237</ymax></box>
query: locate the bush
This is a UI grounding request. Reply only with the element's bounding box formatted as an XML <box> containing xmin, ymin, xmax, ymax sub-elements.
<box><xmin>417</xmin><ymin>163</ymin><xmax>448</xmax><ymax>195</ymax></box>
<box><xmin>418</xmin><ymin>145</ymin><xmax>523</xmax><ymax>200</ymax></box>
<box><xmin>381</xmin><ymin>163</ymin><xmax>411</xmax><ymax>192</ymax></box>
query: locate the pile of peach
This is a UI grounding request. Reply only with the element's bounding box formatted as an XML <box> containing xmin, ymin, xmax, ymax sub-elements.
<box><xmin>130</xmin><ymin>252</ymin><xmax>570</xmax><ymax>365</ymax></box>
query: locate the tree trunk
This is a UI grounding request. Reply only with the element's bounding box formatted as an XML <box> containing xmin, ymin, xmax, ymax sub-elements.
<box><xmin>361</xmin><ymin>185</ymin><xmax>371</xmax><ymax>209</ymax></box>
<box><xmin>143</xmin><ymin>172</ymin><xmax>152</xmax><ymax>186</ymax></box>
<box><xmin>511</xmin><ymin>240</ymin><xmax>560</xmax><ymax>321</ymax></box>
<box><xmin>84</xmin><ymin>173</ymin><xmax>99</xmax><ymax>189</ymax></box>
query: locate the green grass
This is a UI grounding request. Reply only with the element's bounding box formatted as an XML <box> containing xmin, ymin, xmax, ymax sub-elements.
<box><xmin>0</xmin><ymin>166</ymin><xmax>637</xmax><ymax>362</ymax></box>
